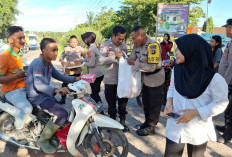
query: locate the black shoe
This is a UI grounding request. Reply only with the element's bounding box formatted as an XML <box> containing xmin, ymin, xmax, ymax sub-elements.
<box><xmin>123</xmin><ymin>125</ymin><xmax>130</xmax><ymax>133</ymax></box>
<box><xmin>215</xmin><ymin>125</ymin><xmax>225</xmax><ymax>132</ymax></box>
<box><xmin>136</xmin><ymin>127</ymin><xmax>155</xmax><ymax>136</ymax></box>
<box><xmin>135</xmin><ymin>122</ymin><xmax>148</xmax><ymax>130</ymax></box>
<box><xmin>217</xmin><ymin>132</ymin><xmax>232</xmax><ymax>144</ymax></box>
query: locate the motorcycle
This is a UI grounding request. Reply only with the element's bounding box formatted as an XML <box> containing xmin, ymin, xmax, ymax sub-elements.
<box><xmin>0</xmin><ymin>80</ymin><xmax>129</xmax><ymax>156</ymax></box>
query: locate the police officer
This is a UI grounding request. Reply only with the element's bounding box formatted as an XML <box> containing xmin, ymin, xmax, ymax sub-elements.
<box><xmin>99</xmin><ymin>26</ymin><xmax>129</xmax><ymax>132</ymax></box>
<box><xmin>217</xmin><ymin>19</ymin><xmax>232</xmax><ymax>143</ymax></box>
<box><xmin>127</xmin><ymin>26</ymin><xmax>165</xmax><ymax>136</ymax></box>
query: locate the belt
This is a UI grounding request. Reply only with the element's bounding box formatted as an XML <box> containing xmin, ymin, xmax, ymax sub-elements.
<box><xmin>143</xmin><ymin>68</ymin><xmax>162</xmax><ymax>76</ymax></box>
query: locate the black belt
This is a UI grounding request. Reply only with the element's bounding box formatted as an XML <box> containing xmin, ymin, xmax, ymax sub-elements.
<box><xmin>143</xmin><ymin>68</ymin><xmax>162</xmax><ymax>76</ymax></box>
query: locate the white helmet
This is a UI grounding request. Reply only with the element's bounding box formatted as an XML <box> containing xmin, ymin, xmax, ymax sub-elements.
<box><xmin>68</xmin><ymin>80</ymin><xmax>92</xmax><ymax>97</ymax></box>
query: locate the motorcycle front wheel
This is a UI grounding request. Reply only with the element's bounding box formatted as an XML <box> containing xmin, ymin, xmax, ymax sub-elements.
<box><xmin>84</xmin><ymin>127</ymin><xmax>128</xmax><ymax>157</ymax></box>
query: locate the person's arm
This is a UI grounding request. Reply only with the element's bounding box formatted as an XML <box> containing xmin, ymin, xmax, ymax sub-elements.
<box><xmin>59</xmin><ymin>50</ymin><xmax>66</xmax><ymax>66</ymax></box>
<box><xmin>214</xmin><ymin>48</ymin><xmax>223</xmax><ymax>69</ymax></box>
<box><xmin>196</xmin><ymin>75</ymin><xmax>229</xmax><ymax>120</ymax></box>
<box><xmin>164</xmin><ymin>70</ymin><xmax>174</xmax><ymax>117</ymax></box>
<box><xmin>133</xmin><ymin>57</ymin><xmax>162</xmax><ymax>72</ymax></box>
<box><xmin>223</xmin><ymin>46</ymin><xmax>232</xmax><ymax>84</ymax></box>
<box><xmin>214</xmin><ymin>62</ymin><xmax>220</xmax><ymax>69</ymax></box>
<box><xmin>80</xmin><ymin>47</ymin><xmax>87</xmax><ymax>58</ymax></box>
<box><xmin>84</xmin><ymin>49</ymin><xmax>96</xmax><ymax>68</ymax></box>
<box><xmin>32</xmin><ymin>64</ymin><xmax>56</xmax><ymax>96</ymax></box>
<box><xmin>99</xmin><ymin>42</ymin><xmax>118</xmax><ymax>65</ymax></box>
<box><xmin>51</xmin><ymin>65</ymin><xmax>76</xmax><ymax>83</ymax></box>
<box><xmin>0</xmin><ymin>56</ymin><xmax>26</xmax><ymax>84</ymax></box>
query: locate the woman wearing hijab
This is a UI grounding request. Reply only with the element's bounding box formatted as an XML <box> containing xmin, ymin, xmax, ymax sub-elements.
<box><xmin>164</xmin><ymin>34</ymin><xmax>228</xmax><ymax>157</ymax></box>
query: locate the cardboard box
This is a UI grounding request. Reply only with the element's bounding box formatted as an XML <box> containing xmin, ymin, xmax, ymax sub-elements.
<box><xmin>64</xmin><ymin>61</ymin><xmax>82</xmax><ymax>75</ymax></box>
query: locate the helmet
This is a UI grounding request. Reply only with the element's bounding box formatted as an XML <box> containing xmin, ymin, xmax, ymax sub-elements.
<box><xmin>68</xmin><ymin>80</ymin><xmax>92</xmax><ymax>97</ymax></box>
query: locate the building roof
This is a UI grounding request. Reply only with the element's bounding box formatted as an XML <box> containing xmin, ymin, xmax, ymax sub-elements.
<box><xmin>191</xmin><ymin>27</ymin><xmax>226</xmax><ymax>34</ymax></box>
<box><xmin>213</xmin><ymin>27</ymin><xmax>226</xmax><ymax>34</ymax></box>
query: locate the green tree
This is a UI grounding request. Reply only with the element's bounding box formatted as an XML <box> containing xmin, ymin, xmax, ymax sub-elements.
<box><xmin>116</xmin><ymin>0</ymin><xmax>205</xmax><ymax>36</ymax></box>
<box><xmin>0</xmin><ymin>0</ymin><xmax>20</xmax><ymax>38</ymax></box>
<box><xmin>86</xmin><ymin>11</ymin><xmax>94</xmax><ymax>26</ymax></box>
<box><xmin>93</xmin><ymin>8</ymin><xmax>119</xmax><ymax>39</ymax></box>
<box><xmin>202</xmin><ymin>16</ymin><xmax>214</xmax><ymax>33</ymax></box>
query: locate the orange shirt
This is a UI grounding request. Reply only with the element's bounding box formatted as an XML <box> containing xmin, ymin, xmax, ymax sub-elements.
<box><xmin>0</xmin><ymin>47</ymin><xmax>26</xmax><ymax>92</ymax></box>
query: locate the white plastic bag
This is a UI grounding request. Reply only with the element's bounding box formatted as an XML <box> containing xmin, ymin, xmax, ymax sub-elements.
<box><xmin>117</xmin><ymin>57</ymin><xmax>141</xmax><ymax>98</ymax></box>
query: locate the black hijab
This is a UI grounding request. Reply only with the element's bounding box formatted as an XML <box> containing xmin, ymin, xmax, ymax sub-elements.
<box><xmin>174</xmin><ymin>34</ymin><xmax>215</xmax><ymax>99</ymax></box>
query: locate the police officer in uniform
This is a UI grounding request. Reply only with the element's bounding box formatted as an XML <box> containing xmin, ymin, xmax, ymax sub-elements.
<box><xmin>217</xmin><ymin>19</ymin><xmax>232</xmax><ymax>143</ymax></box>
<box><xmin>99</xmin><ymin>26</ymin><xmax>129</xmax><ymax>132</ymax></box>
<box><xmin>128</xmin><ymin>26</ymin><xmax>165</xmax><ymax>136</ymax></box>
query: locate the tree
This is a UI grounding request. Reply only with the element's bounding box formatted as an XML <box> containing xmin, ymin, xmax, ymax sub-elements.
<box><xmin>202</xmin><ymin>16</ymin><xmax>214</xmax><ymax>33</ymax></box>
<box><xmin>116</xmin><ymin>0</ymin><xmax>205</xmax><ymax>36</ymax></box>
<box><xmin>93</xmin><ymin>8</ymin><xmax>119</xmax><ymax>39</ymax></box>
<box><xmin>86</xmin><ymin>12</ymin><xmax>94</xmax><ymax>26</ymax></box>
<box><xmin>188</xmin><ymin>6</ymin><xmax>206</xmax><ymax>27</ymax></box>
<box><xmin>0</xmin><ymin>0</ymin><xmax>20</xmax><ymax>38</ymax></box>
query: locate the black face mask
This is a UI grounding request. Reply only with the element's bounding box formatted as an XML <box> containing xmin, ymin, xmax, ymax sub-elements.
<box><xmin>174</xmin><ymin>34</ymin><xmax>215</xmax><ymax>99</ymax></box>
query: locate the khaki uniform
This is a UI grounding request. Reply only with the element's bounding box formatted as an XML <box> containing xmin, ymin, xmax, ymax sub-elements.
<box><xmin>99</xmin><ymin>38</ymin><xmax>127</xmax><ymax>84</ymax></box>
<box><xmin>218</xmin><ymin>40</ymin><xmax>232</xmax><ymax>131</ymax></box>
<box><xmin>129</xmin><ymin>37</ymin><xmax>165</xmax><ymax>87</ymax></box>
<box><xmin>84</xmin><ymin>43</ymin><xmax>103</xmax><ymax>78</ymax></box>
<box><xmin>130</xmin><ymin>37</ymin><xmax>165</xmax><ymax>128</ymax></box>
<box><xmin>219</xmin><ymin>41</ymin><xmax>232</xmax><ymax>85</ymax></box>
<box><xmin>59</xmin><ymin>45</ymin><xmax>86</xmax><ymax>75</ymax></box>
<box><xmin>99</xmin><ymin>38</ymin><xmax>128</xmax><ymax>120</ymax></box>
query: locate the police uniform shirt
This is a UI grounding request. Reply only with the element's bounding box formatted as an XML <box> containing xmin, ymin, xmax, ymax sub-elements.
<box><xmin>219</xmin><ymin>40</ymin><xmax>232</xmax><ymax>85</ymax></box>
<box><xmin>84</xmin><ymin>43</ymin><xmax>103</xmax><ymax>78</ymax></box>
<box><xmin>129</xmin><ymin>37</ymin><xmax>165</xmax><ymax>87</ymax></box>
<box><xmin>99</xmin><ymin>38</ymin><xmax>127</xmax><ymax>85</ymax></box>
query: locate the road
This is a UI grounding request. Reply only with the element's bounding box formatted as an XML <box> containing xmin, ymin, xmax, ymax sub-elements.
<box><xmin>0</xmin><ymin>50</ymin><xmax>231</xmax><ymax>157</ymax></box>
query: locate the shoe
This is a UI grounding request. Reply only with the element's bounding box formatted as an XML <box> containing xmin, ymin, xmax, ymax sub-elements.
<box><xmin>215</xmin><ymin>125</ymin><xmax>225</xmax><ymax>133</ymax></box>
<box><xmin>119</xmin><ymin>119</ymin><xmax>130</xmax><ymax>132</ymax></box>
<box><xmin>37</xmin><ymin>120</ymin><xmax>60</xmax><ymax>153</ymax></box>
<box><xmin>217</xmin><ymin>132</ymin><xmax>232</xmax><ymax>144</ymax></box>
<box><xmin>136</xmin><ymin>127</ymin><xmax>155</xmax><ymax>136</ymax></box>
<box><xmin>123</xmin><ymin>125</ymin><xmax>130</xmax><ymax>132</ymax></box>
<box><xmin>135</xmin><ymin>122</ymin><xmax>148</xmax><ymax>130</ymax></box>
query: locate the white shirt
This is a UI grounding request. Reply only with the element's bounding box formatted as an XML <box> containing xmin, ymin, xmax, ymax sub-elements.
<box><xmin>166</xmin><ymin>71</ymin><xmax>229</xmax><ymax>145</ymax></box>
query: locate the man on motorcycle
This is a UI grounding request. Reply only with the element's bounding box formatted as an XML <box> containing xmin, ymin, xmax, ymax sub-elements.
<box><xmin>0</xmin><ymin>26</ymin><xmax>33</xmax><ymax>130</ymax></box>
<box><xmin>26</xmin><ymin>38</ymin><xmax>81</xmax><ymax>153</ymax></box>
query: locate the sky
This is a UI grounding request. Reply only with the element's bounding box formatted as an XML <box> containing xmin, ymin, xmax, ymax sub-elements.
<box><xmin>16</xmin><ymin>0</ymin><xmax>232</xmax><ymax>32</ymax></box>
<box><xmin>16</xmin><ymin>0</ymin><xmax>121</xmax><ymax>32</ymax></box>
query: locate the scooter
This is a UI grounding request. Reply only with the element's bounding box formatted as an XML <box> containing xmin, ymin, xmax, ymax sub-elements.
<box><xmin>0</xmin><ymin>80</ymin><xmax>129</xmax><ymax>156</ymax></box>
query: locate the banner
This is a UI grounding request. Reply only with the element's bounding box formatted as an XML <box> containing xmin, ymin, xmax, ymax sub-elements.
<box><xmin>157</xmin><ymin>3</ymin><xmax>189</xmax><ymax>37</ymax></box>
